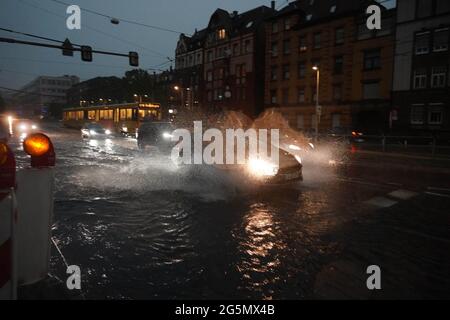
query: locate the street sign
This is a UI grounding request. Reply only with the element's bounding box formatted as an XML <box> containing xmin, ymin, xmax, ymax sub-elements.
<box><xmin>62</xmin><ymin>38</ymin><xmax>74</xmax><ymax>57</ymax></box>
<box><xmin>81</xmin><ymin>46</ymin><xmax>93</xmax><ymax>62</ymax></box>
<box><xmin>129</xmin><ymin>52</ymin><xmax>139</xmax><ymax>67</ymax></box>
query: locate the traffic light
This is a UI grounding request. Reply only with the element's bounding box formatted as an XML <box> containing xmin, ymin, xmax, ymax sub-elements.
<box><xmin>129</xmin><ymin>51</ymin><xmax>139</xmax><ymax>67</ymax></box>
<box><xmin>81</xmin><ymin>45</ymin><xmax>93</xmax><ymax>62</ymax></box>
<box><xmin>62</xmin><ymin>38</ymin><xmax>74</xmax><ymax>57</ymax></box>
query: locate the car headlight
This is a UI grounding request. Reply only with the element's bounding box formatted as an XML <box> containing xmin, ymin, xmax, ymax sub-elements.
<box><xmin>31</xmin><ymin>124</ymin><xmax>37</xmax><ymax>130</ymax></box>
<box><xmin>105</xmin><ymin>129</ymin><xmax>111</xmax><ymax>135</ymax></box>
<box><xmin>89</xmin><ymin>130</ymin><xmax>97</xmax><ymax>135</ymax></box>
<box><xmin>162</xmin><ymin>132</ymin><xmax>173</xmax><ymax>139</ymax></box>
<box><xmin>122</xmin><ymin>127</ymin><xmax>128</xmax><ymax>133</ymax></box>
<box><xmin>247</xmin><ymin>158</ymin><xmax>279</xmax><ymax>177</ymax></box>
<box><xmin>19</xmin><ymin>124</ymin><xmax>27</xmax><ymax>131</ymax></box>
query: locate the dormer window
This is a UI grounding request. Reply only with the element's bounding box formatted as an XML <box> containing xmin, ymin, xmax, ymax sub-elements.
<box><xmin>218</xmin><ymin>29</ymin><xmax>226</xmax><ymax>40</ymax></box>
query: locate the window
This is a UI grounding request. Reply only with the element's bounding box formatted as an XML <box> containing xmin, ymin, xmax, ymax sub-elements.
<box><xmin>415</xmin><ymin>32</ymin><xmax>430</xmax><ymax>55</ymax></box>
<box><xmin>335</xmin><ymin>28</ymin><xmax>345</xmax><ymax>45</ymax></box>
<box><xmin>332</xmin><ymin>114</ymin><xmax>341</xmax><ymax>129</ymax></box>
<box><xmin>207</xmin><ymin>50</ymin><xmax>213</xmax><ymax>62</ymax></box>
<box><xmin>297</xmin><ymin>115</ymin><xmax>304</xmax><ymax>129</ymax></box>
<box><xmin>233</xmin><ymin>43</ymin><xmax>240</xmax><ymax>56</ymax></box>
<box><xmin>428</xmin><ymin>105</ymin><xmax>443</xmax><ymax>125</ymax></box>
<box><xmin>298</xmin><ymin>62</ymin><xmax>306</xmax><ymax>78</ymax></box>
<box><xmin>271</xmin><ymin>66</ymin><xmax>278</xmax><ymax>81</ymax></box>
<box><xmin>410</xmin><ymin>105</ymin><xmax>424</xmax><ymax>124</ymax></box>
<box><xmin>333</xmin><ymin>84</ymin><xmax>343</xmax><ymax>101</ymax></box>
<box><xmin>306</xmin><ymin>14</ymin><xmax>312</xmax><ymax>21</ymax></box>
<box><xmin>283</xmin><ymin>39</ymin><xmax>291</xmax><ymax>55</ymax></box>
<box><xmin>364</xmin><ymin>49</ymin><xmax>381</xmax><ymax>70</ymax></box>
<box><xmin>207</xmin><ymin>70</ymin><xmax>213</xmax><ymax>82</ymax></box>
<box><xmin>284</xmin><ymin>18</ymin><xmax>291</xmax><ymax>31</ymax></box>
<box><xmin>334</xmin><ymin>56</ymin><xmax>343</xmax><ymax>74</ymax></box>
<box><xmin>313</xmin><ymin>33</ymin><xmax>321</xmax><ymax>49</ymax></box>
<box><xmin>88</xmin><ymin>110</ymin><xmax>96</xmax><ymax>120</ymax></box>
<box><xmin>436</xmin><ymin>0</ymin><xmax>450</xmax><ymax>14</ymax></box>
<box><xmin>298</xmin><ymin>88</ymin><xmax>305</xmax><ymax>103</ymax></box>
<box><xmin>299</xmin><ymin>36</ymin><xmax>307</xmax><ymax>52</ymax></box>
<box><xmin>413</xmin><ymin>68</ymin><xmax>427</xmax><ymax>89</ymax></box>
<box><xmin>431</xmin><ymin>66</ymin><xmax>447</xmax><ymax>88</ymax></box>
<box><xmin>416</xmin><ymin>0</ymin><xmax>432</xmax><ymax>18</ymax></box>
<box><xmin>270</xmin><ymin>90</ymin><xmax>277</xmax><ymax>104</ymax></box>
<box><xmin>282</xmin><ymin>64</ymin><xmax>290</xmax><ymax>80</ymax></box>
<box><xmin>271</xmin><ymin>42</ymin><xmax>278</xmax><ymax>57</ymax></box>
<box><xmin>272</xmin><ymin>22</ymin><xmax>278</xmax><ymax>33</ymax></box>
<box><xmin>244</xmin><ymin>40</ymin><xmax>251</xmax><ymax>53</ymax></box>
<box><xmin>433</xmin><ymin>29</ymin><xmax>449</xmax><ymax>52</ymax></box>
<box><xmin>218</xmin><ymin>29</ymin><xmax>226</xmax><ymax>40</ymax></box>
<box><xmin>362</xmin><ymin>81</ymin><xmax>380</xmax><ymax>99</ymax></box>
<box><xmin>282</xmin><ymin>88</ymin><xmax>289</xmax><ymax>104</ymax></box>
<box><xmin>330</xmin><ymin>5</ymin><xmax>336</xmax><ymax>13</ymax></box>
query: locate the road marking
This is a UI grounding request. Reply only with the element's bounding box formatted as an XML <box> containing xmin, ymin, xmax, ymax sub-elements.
<box><xmin>425</xmin><ymin>192</ymin><xmax>450</xmax><ymax>199</ymax></box>
<box><xmin>388</xmin><ymin>189</ymin><xmax>418</xmax><ymax>200</ymax></box>
<box><xmin>365</xmin><ymin>196</ymin><xmax>398</xmax><ymax>208</ymax></box>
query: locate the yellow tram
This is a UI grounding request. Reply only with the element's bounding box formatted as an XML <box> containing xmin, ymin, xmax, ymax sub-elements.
<box><xmin>63</xmin><ymin>103</ymin><xmax>161</xmax><ymax>135</ymax></box>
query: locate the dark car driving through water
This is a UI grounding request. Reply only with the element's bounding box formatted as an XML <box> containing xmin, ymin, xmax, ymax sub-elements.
<box><xmin>137</xmin><ymin>122</ymin><xmax>176</xmax><ymax>152</ymax></box>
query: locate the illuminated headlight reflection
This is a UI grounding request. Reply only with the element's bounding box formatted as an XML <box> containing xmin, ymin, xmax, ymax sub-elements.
<box><xmin>162</xmin><ymin>132</ymin><xmax>173</xmax><ymax>139</ymax></box>
<box><xmin>294</xmin><ymin>155</ymin><xmax>302</xmax><ymax>164</ymax></box>
<box><xmin>308</xmin><ymin>142</ymin><xmax>315</xmax><ymax>149</ymax></box>
<box><xmin>288</xmin><ymin>144</ymin><xmax>301</xmax><ymax>151</ymax></box>
<box><xmin>89</xmin><ymin>130</ymin><xmax>97</xmax><ymax>135</ymax></box>
<box><xmin>31</xmin><ymin>124</ymin><xmax>37</xmax><ymax>130</ymax></box>
<box><xmin>248</xmin><ymin>158</ymin><xmax>279</xmax><ymax>177</ymax></box>
<box><xmin>105</xmin><ymin>129</ymin><xmax>111</xmax><ymax>135</ymax></box>
<box><xmin>122</xmin><ymin>127</ymin><xmax>128</xmax><ymax>133</ymax></box>
<box><xmin>19</xmin><ymin>124</ymin><xmax>27</xmax><ymax>131</ymax></box>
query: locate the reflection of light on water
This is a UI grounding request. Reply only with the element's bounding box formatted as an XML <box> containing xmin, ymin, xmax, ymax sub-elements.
<box><xmin>234</xmin><ymin>203</ymin><xmax>285</xmax><ymax>297</ymax></box>
<box><xmin>89</xmin><ymin>139</ymin><xmax>99</xmax><ymax>147</ymax></box>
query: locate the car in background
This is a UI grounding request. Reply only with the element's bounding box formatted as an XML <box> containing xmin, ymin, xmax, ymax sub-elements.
<box><xmin>81</xmin><ymin>122</ymin><xmax>112</xmax><ymax>139</ymax></box>
<box><xmin>12</xmin><ymin>118</ymin><xmax>39</xmax><ymax>139</ymax></box>
<box><xmin>326</xmin><ymin>127</ymin><xmax>365</xmax><ymax>144</ymax></box>
<box><xmin>137</xmin><ymin>122</ymin><xmax>175</xmax><ymax>152</ymax></box>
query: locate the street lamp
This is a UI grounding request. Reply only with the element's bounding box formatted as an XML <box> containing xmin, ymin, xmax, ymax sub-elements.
<box><xmin>173</xmin><ymin>85</ymin><xmax>185</xmax><ymax>110</ymax></box>
<box><xmin>312</xmin><ymin>66</ymin><xmax>320</xmax><ymax>142</ymax></box>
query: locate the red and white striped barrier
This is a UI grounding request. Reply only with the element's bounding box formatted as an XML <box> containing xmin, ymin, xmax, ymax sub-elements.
<box><xmin>0</xmin><ymin>142</ymin><xmax>17</xmax><ymax>300</ymax></box>
<box><xmin>0</xmin><ymin>133</ymin><xmax>55</xmax><ymax>300</ymax></box>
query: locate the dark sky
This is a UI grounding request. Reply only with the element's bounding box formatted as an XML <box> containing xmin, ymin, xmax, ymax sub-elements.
<box><xmin>0</xmin><ymin>0</ymin><xmax>395</xmax><ymax>91</ymax></box>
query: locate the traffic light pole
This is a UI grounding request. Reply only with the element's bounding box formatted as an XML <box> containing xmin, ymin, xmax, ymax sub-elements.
<box><xmin>0</xmin><ymin>36</ymin><xmax>138</xmax><ymax>65</ymax></box>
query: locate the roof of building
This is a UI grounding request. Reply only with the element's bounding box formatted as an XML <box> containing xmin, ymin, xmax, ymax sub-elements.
<box><xmin>271</xmin><ymin>0</ymin><xmax>386</xmax><ymax>24</ymax></box>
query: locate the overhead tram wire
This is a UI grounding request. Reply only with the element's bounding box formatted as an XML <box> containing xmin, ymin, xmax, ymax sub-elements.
<box><xmin>16</xmin><ymin>0</ymin><xmax>173</xmax><ymax>61</ymax></box>
<box><xmin>47</xmin><ymin>0</ymin><xmax>190</xmax><ymax>36</ymax></box>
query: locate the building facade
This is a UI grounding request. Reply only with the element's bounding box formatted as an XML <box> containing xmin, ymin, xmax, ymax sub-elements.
<box><xmin>174</xmin><ymin>5</ymin><xmax>276</xmax><ymax>117</ymax></box>
<box><xmin>392</xmin><ymin>0</ymin><xmax>450</xmax><ymax>134</ymax></box>
<box><xmin>15</xmin><ymin>75</ymin><xmax>79</xmax><ymax>117</ymax></box>
<box><xmin>264</xmin><ymin>0</ymin><xmax>395</xmax><ymax>133</ymax></box>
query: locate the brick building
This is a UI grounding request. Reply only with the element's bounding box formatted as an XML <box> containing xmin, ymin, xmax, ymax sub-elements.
<box><xmin>264</xmin><ymin>0</ymin><xmax>395</xmax><ymax>133</ymax></box>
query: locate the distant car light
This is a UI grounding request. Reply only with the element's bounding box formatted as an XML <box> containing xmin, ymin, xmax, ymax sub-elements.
<box><xmin>248</xmin><ymin>158</ymin><xmax>279</xmax><ymax>177</ymax></box>
<box><xmin>162</xmin><ymin>132</ymin><xmax>173</xmax><ymax>139</ymax></box>
<box><xmin>19</xmin><ymin>124</ymin><xmax>28</xmax><ymax>131</ymax></box>
<box><xmin>31</xmin><ymin>124</ymin><xmax>37</xmax><ymax>130</ymax></box>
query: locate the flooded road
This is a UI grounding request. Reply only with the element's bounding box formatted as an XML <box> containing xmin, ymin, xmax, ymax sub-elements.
<box><xmin>11</xmin><ymin>124</ymin><xmax>450</xmax><ymax>299</ymax></box>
